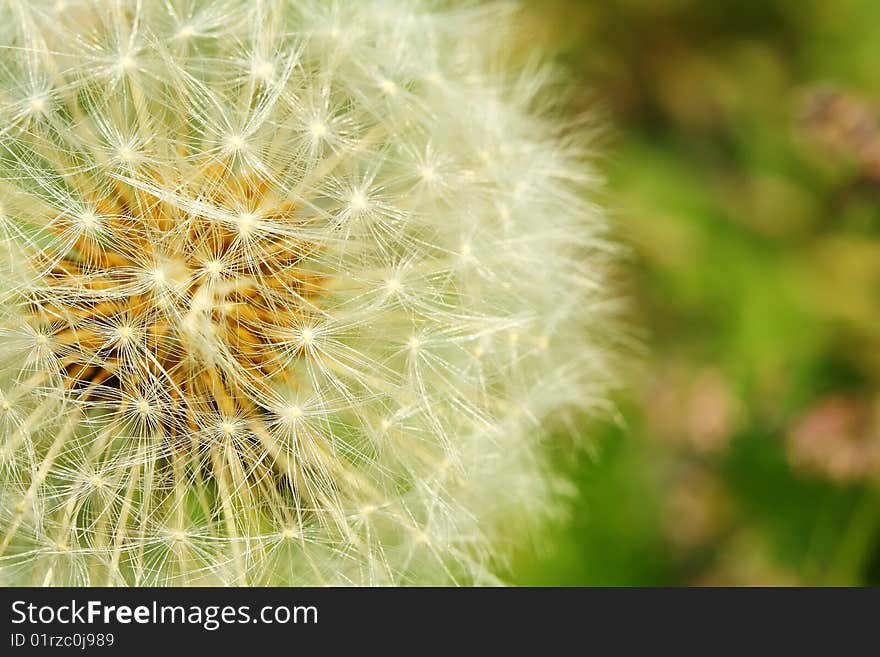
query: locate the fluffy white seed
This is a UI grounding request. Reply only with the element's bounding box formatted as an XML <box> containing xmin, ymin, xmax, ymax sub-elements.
<box><xmin>0</xmin><ymin>0</ymin><xmax>616</xmax><ymax>586</ymax></box>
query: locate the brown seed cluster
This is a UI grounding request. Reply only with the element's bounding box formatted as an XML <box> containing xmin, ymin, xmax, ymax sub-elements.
<box><xmin>26</xmin><ymin>160</ymin><xmax>324</xmax><ymax>440</ymax></box>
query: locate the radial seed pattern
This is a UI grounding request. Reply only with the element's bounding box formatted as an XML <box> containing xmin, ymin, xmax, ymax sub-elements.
<box><xmin>0</xmin><ymin>0</ymin><xmax>616</xmax><ymax>585</ymax></box>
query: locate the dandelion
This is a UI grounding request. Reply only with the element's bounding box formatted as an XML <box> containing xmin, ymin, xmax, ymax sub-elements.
<box><xmin>0</xmin><ymin>0</ymin><xmax>616</xmax><ymax>585</ymax></box>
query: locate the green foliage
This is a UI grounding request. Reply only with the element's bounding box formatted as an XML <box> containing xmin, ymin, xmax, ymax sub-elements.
<box><xmin>516</xmin><ymin>0</ymin><xmax>880</xmax><ymax>585</ymax></box>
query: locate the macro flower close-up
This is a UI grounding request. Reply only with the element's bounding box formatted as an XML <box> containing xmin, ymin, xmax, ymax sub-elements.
<box><xmin>0</xmin><ymin>0</ymin><xmax>614</xmax><ymax>586</ymax></box>
<box><xmin>4</xmin><ymin>0</ymin><xmax>878</xmax><ymax>611</ymax></box>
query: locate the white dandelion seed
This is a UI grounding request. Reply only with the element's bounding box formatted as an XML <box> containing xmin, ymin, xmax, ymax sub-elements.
<box><xmin>0</xmin><ymin>0</ymin><xmax>617</xmax><ymax>586</ymax></box>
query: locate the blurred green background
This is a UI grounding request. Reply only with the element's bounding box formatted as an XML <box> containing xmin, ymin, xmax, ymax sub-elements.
<box><xmin>514</xmin><ymin>0</ymin><xmax>880</xmax><ymax>586</ymax></box>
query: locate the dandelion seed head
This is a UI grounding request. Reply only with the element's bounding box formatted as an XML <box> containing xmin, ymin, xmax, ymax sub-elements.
<box><xmin>299</xmin><ymin>327</ymin><xmax>316</xmax><ymax>346</ymax></box>
<box><xmin>150</xmin><ymin>266</ymin><xmax>167</xmax><ymax>286</ymax></box>
<box><xmin>119</xmin><ymin>56</ymin><xmax>135</xmax><ymax>72</ymax></box>
<box><xmin>28</xmin><ymin>96</ymin><xmax>46</xmax><ymax>114</ymax></box>
<box><xmin>225</xmin><ymin>134</ymin><xmax>246</xmax><ymax>152</ymax></box>
<box><xmin>0</xmin><ymin>0</ymin><xmax>617</xmax><ymax>586</ymax></box>
<box><xmin>115</xmin><ymin>325</ymin><xmax>135</xmax><ymax>342</ymax></box>
<box><xmin>378</xmin><ymin>78</ymin><xmax>397</xmax><ymax>96</ymax></box>
<box><xmin>78</xmin><ymin>210</ymin><xmax>99</xmax><ymax>231</ymax></box>
<box><xmin>280</xmin><ymin>405</ymin><xmax>303</xmax><ymax>422</ymax></box>
<box><xmin>236</xmin><ymin>211</ymin><xmax>255</xmax><ymax>235</ymax></box>
<box><xmin>349</xmin><ymin>190</ymin><xmax>369</xmax><ymax>213</ymax></box>
<box><xmin>251</xmin><ymin>59</ymin><xmax>275</xmax><ymax>82</ymax></box>
<box><xmin>309</xmin><ymin>121</ymin><xmax>328</xmax><ymax>140</ymax></box>
<box><xmin>203</xmin><ymin>259</ymin><xmax>224</xmax><ymax>277</ymax></box>
<box><xmin>117</xmin><ymin>145</ymin><xmax>138</xmax><ymax>163</ymax></box>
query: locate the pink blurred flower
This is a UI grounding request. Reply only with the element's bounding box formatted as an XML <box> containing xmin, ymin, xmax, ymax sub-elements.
<box><xmin>787</xmin><ymin>396</ymin><xmax>880</xmax><ymax>483</ymax></box>
<box><xmin>646</xmin><ymin>367</ymin><xmax>742</xmax><ymax>454</ymax></box>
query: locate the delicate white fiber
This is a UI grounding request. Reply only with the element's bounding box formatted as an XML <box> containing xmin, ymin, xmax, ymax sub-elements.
<box><xmin>0</xmin><ymin>0</ymin><xmax>615</xmax><ymax>585</ymax></box>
